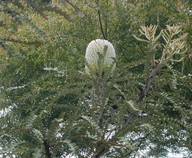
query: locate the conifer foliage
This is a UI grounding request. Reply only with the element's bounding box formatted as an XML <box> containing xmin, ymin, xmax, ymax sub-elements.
<box><xmin>0</xmin><ymin>0</ymin><xmax>192</xmax><ymax>157</ymax></box>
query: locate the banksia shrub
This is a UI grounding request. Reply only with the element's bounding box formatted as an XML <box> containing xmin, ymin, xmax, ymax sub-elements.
<box><xmin>85</xmin><ymin>39</ymin><xmax>116</xmax><ymax>76</ymax></box>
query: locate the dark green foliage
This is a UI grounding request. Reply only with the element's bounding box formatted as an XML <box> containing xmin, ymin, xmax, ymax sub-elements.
<box><xmin>0</xmin><ymin>0</ymin><xmax>192</xmax><ymax>158</ymax></box>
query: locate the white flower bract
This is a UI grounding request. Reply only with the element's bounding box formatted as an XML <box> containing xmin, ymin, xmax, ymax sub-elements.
<box><xmin>85</xmin><ymin>39</ymin><xmax>116</xmax><ymax>75</ymax></box>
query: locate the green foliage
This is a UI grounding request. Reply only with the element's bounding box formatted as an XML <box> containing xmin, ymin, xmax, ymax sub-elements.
<box><xmin>0</xmin><ymin>0</ymin><xmax>192</xmax><ymax>157</ymax></box>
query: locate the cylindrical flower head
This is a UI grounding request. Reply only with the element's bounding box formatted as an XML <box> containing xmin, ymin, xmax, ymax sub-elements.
<box><xmin>85</xmin><ymin>39</ymin><xmax>116</xmax><ymax>75</ymax></box>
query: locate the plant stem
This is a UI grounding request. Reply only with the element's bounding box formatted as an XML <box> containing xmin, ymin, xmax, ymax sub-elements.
<box><xmin>98</xmin><ymin>9</ymin><xmax>107</xmax><ymax>40</ymax></box>
<box><xmin>96</xmin><ymin>78</ymin><xmax>106</xmax><ymax>131</ymax></box>
<box><xmin>92</xmin><ymin>78</ymin><xmax>107</xmax><ymax>158</ymax></box>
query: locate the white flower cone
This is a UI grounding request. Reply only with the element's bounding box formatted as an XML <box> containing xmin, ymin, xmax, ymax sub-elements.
<box><xmin>85</xmin><ymin>39</ymin><xmax>116</xmax><ymax>75</ymax></box>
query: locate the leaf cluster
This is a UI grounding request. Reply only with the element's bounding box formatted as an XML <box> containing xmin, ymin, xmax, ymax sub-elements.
<box><xmin>0</xmin><ymin>0</ymin><xmax>192</xmax><ymax>158</ymax></box>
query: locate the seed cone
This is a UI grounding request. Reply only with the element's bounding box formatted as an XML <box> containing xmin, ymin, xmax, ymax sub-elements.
<box><xmin>85</xmin><ymin>39</ymin><xmax>116</xmax><ymax>75</ymax></box>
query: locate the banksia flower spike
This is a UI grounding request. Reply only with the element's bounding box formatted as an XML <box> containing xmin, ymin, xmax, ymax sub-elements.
<box><xmin>85</xmin><ymin>39</ymin><xmax>116</xmax><ymax>76</ymax></box>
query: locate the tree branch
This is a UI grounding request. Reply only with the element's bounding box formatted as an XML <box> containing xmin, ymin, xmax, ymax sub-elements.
<box><xmin>90</xmin><ymin>61</ymin><xmax>160</xmax><ymax>157</ymax></box>
<box><xmin>64</xmin><ymin>0</ymin><xmax>84</xmax><ymax>18</ymax></box>
<box><xmin>136</xmin><ymin>67</ymin><xmax>159</xmax><ymax>104</ymax></box>
<box><xmin>92</xmin><ymin>147</ymin><xmax>106</xmax><ymax>158</ymax></box>
<box><xmin>0</xmin><ymin>38</ymin><xmax>24</xmax><ymax>60</ymax></box>
<box><xmin>43</xmin><ymin>139</ymin><xmax>52</xmax><ymax>158</ymax></box>
<box><xmin>43</xmin><ymin>6</ymin><xmax>74</xmax><ymax>22</ymax></box>
<box><xmin>128</xmin><ymin>133</ymin><xmax>151</xmax><ymax>157</ymax></box>
<box><xmin>1</xmin><ymin>38</ymin><xmax>43</xmax><ymax>45</ymax></box>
